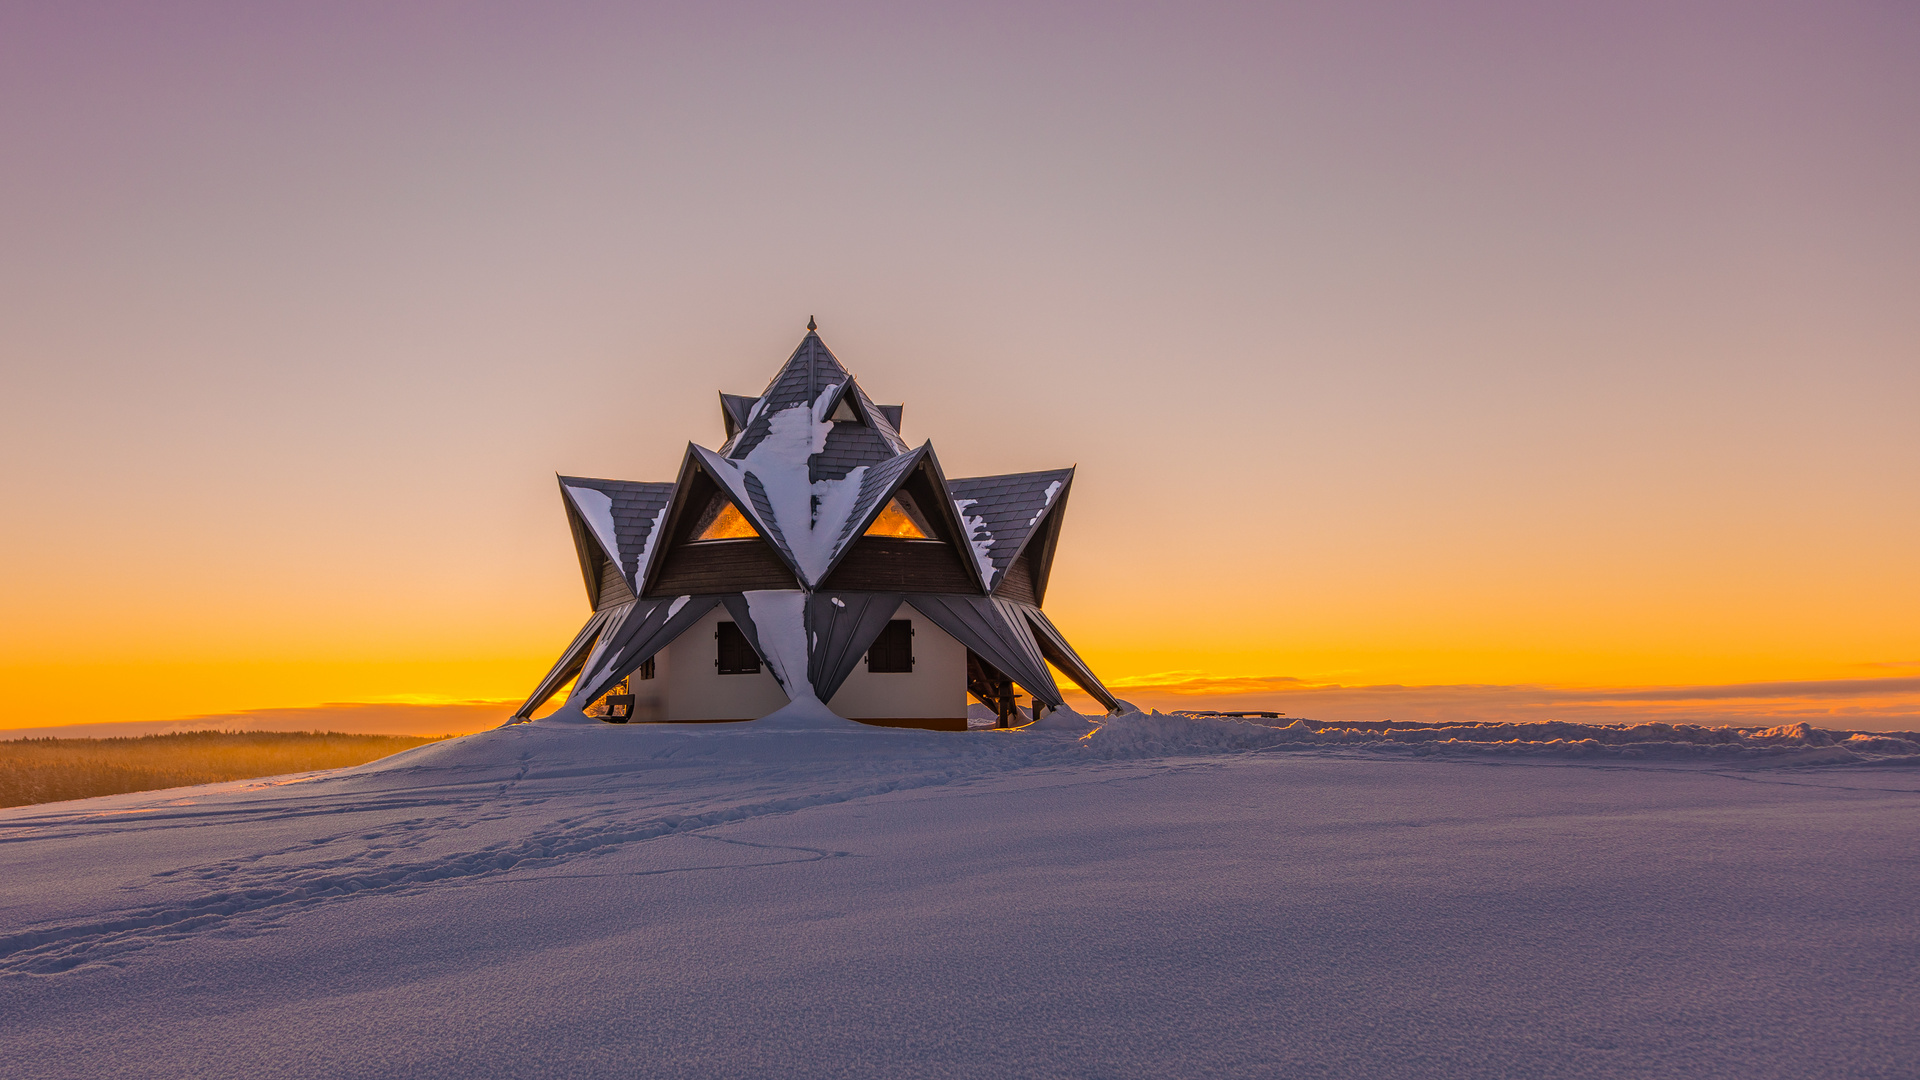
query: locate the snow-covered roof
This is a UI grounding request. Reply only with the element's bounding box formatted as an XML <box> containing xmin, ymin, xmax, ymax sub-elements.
<box><xmin>559</xmin><ymin>328</ymin><xmax>1078</xmax><ymax>602</ymax></box>
<box><xmin>829</xmin><ymin>445</ymin><xmax>931</xmax><ymax>555</ymax></box>
<box><xmin>522</xmin><ymin>321</ymin><xmax>1116</xmax><ymax>718</ymax></box>
<box><xmin>718</xmin><ymin>393</ymin><xmax>758</xmax><ymax>439</ymax></box>
<box><xmin>719</xmin><ymin>331</ymin><xmax>910</xmax><ymax>477</ymax></box>
<box><xmin>558</xmin><ymin>476</ymin><xmax>676</xmax><ymax>591</ymax></box>
<box><xmin>946</xmin><ymin>468</ymin><xmax>1073</xmax><ymax>593</ymax></box>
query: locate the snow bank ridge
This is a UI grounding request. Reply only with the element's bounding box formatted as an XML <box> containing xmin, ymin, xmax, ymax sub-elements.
<box><xmin>1111</xmin><ymin>714</ymin><xmax>1920</xmax><ymax>764</ymax></box>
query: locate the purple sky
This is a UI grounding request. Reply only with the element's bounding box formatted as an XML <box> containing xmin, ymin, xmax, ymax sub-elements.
<box><xmin>2</xmin><ymin>2</ymin><xmax>1916</xmax><ymax>725</ymax></box>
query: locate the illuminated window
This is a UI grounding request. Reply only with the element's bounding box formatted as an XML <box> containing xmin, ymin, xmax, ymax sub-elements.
<box><xmin>831</xmin><ymin>397</ymin><xmax>859</xmax><ymax>422</ymax></box>
<box><xmin>864</xmin><ymin>496</ymin><xmax>930</xmax><ymax>539</ymax></box>
<box><xmin>692</xmin><ymin>497</ymin><xmax>758</xmax><ymax>540</ymax></box>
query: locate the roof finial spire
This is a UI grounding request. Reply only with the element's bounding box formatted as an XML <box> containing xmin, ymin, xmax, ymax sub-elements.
<box><xmin>807</xmin><ymin>315</ymin><xmax>816</xmax><ymax>331</ymax></box>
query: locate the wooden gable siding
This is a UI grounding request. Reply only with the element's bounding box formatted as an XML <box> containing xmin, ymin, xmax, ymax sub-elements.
<box><xmin>596</xmin><ymin>557</ymin><xmax>635</xmax><ymax>610</ymax></box>
<box><xmin>992</xmin><ymin>548</ymin><xmax>1038</xmax><ymax>605</ymax></box>
<box><xmin>820</xmin><ymin>537</ymin><xmax>978</xmax><ymax>593</ymax></box>
<box><xmin>648</xmin><ymin>539</ymin><xmax>798</xmax><ymax>596</ymax></box>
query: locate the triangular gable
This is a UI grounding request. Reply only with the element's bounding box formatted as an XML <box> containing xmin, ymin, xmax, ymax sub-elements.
<box><xmin>1018</xmin><ymin>481</ymin><xmax>1070</xmax><ymax>606</ymax></box>
<box><xmin>724</xmin><ymin>331</ymin><xmax>910</xmax><ymax>475</ymax></box>
<box><xmin>559</xmin><ymin>482</ymin><xmax>628</xmax><ymax>610</ymax></box>
<box><xmin>826</xmin><ymin>445</ymin><xmax>931</xmax><ymax>558</ymax></box>
<box><xmin>810</xmin><ymin>377</ymin><xmax>911</xmax><ymax>482</ymax></box>
<box><xmin>727</xmin><ymin>331</ymin><xmax>854</xmax><ymax>460</ymax></box>
<box><xmin>705</xmin><ymin>445</ymin><xmax>804</xmax><ymax>572</ymax></box>
<box><xmin>902</xmin><ymin>594</ymin><xmax>1064</xmax><ymax>707</ymax></box>
<box><xmin>719</xmin><ymin>393</ymin><xmax>758</xmax><ymax>439</ymax></box>
<box><xmin>640</xmin><ymin>444</ymin><xmax>805</xmax><ymax>596</ymax></box>
<box><xmin>559</xmin><ymin>477</ymin><xmax>676</xmax><ymax>603</ymax></box>
<box><xmin>946</xmin><ymin>468</ymin><xmax>1074</xmax><ymax>596</ymax></box>
<box><xmin>841</xmin><ymin>379</ymin><xmax>911</xmax><ymax>455</ymax></box>
<box><xmin>818</xmin><ymin>379</ymin><xmax>864</xmax><ymax>424</ymax></box>
<box><xmin>560</xmin><ymin>487</ymin><xmax>612</xmax><ymax>610</ymax></box>
<box><xmin>814</xmin><ymin>443</ymin><xmax>989</xmax><ymax>593</ymax></box>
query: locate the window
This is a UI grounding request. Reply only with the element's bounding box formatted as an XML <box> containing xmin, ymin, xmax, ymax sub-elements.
<box><xmin>867</xmin><ymin>620</ymin><xmax>914</xmax><ymax>673</ymax></box>
<box><xmin>692</xmin><ymin>496</ymin><xmax>757</xmax><ymax>541</ymax></box>
<box><xmin>715</xmin><ymin>621</ymin><xmax>760</xmax><ymax>675</ymax></box>
<box><xmin>863</xmin><ymin>495</ymin><xmax>930</xmax><ymax>539</ymax></box>
<box><xmin>638</xmin><ymin>656</ymin><xmax>656</xmax><ymax>681</ymax></box>
<box><xmin>831</xmin><ymin>397</ymin><xmax>860</xmax><ymax>422</ymax></box>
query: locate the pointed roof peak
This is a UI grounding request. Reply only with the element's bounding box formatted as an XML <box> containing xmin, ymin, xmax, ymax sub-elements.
<box><xmin>807</xmin><ymin>315</ymin><xmax>816</xmax><ymax>331</ymax></box>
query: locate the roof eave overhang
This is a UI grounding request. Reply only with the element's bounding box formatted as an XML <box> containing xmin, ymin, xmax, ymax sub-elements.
<box><xmin>983</xmin><ymin>466</ymin><xmax>1075</xmax><ymax>604</ymax></box>
<box><xmin>557</xmin><ymin>475</ymin><xmax>611</xmax><ymax>609</ymax></box>
<box><xmin>1023</xmin><ymin>469</ymin><xmax>1074</xmax><ymax>606</ymax></box>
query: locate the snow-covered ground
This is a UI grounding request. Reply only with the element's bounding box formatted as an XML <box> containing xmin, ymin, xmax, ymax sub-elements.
<box><xmin>2</xmin><ymin>712</ymin><xmax>1915</xmax><ymax>1079</ymax></box>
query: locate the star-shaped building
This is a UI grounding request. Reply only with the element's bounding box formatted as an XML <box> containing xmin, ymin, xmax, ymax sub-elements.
<box><xmin>513</xmin><ymin>322</ymin><xmax>1120</xmax><ymax>729</ymax></box>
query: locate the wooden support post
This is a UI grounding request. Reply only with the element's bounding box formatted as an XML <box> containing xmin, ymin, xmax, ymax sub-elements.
<box><xmin>997</xmin><ymin>677</ymin><xmax>1015</xmax><ymax>728</ymax></box>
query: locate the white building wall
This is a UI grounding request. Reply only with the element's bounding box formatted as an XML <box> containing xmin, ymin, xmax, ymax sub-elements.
<box><xmin>628</xmin><ymin>645</ymin><xmax>668</xmax><ymax>722</ymax></box>
<box><xmin>828</xmin><ymin>602</ymin><xmax>968</xmax><ymax>721</ymax></box>
<box><xmin>658</xmin><ymin>605</ymin><xmax>792</xmax><ymax>721</ymax></box>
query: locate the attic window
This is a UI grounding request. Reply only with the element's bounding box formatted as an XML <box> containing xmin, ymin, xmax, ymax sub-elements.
<box><xmin>692</xmin><ymin>496</ymin><xmax>757</xmax><ymax>541</ymax></box>
<box><xmin>863</xmin><ymin>494</ymin><xmax>932</xmax><ymax>539</ymax></box>
<box><xmin>830</xmin><ymin>397</ymin><xmax>860</xmax><ymax>423</ymax></box>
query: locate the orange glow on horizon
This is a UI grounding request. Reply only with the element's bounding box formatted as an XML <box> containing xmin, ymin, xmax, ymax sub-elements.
<box><xmin>2</xmin><ymin>4</ymin><xmax>1915</xmax><ymax>739</ymax></box>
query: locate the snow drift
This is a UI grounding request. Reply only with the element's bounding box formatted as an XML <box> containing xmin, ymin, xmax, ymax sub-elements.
<box><xmin>2</xmin><ymin>709</ymin><xmax>1914</xmax><ymax>1080</ymax></box>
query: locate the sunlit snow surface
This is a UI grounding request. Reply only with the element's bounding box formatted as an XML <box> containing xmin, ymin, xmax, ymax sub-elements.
<box><xmin>3</xmin><ymin>714</ymin><xmax>1916</xmax><ymax>1079</ymax></box>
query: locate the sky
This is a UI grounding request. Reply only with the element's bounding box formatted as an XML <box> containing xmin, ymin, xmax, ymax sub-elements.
<box><xmin>2</xmin><ymin>1</ymin><xmax>1916</xmax><ymax>733</ymax></box>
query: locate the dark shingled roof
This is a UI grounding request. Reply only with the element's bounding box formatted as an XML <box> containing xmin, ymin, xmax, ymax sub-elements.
<box><xmin>843</xmin><ymin>380</ymin><xmax>910</xmax><ymax>454</ymax></box>
<box><xmin>719</xmin><ymin>393</ymin><xmax>757</xmax><ymax>439</ymax></box>
<box><xmin>558</xmin><ymin>477</ymin><xmax>676</xmax><ymax>586</ymax></box>
<box><xmin>812</xmin><ymin>422</ymin><xmax>899</xmax><ymax>482</ymax></box>
<box><xmin>722</xmin><ymin>333</ymin><xmax>912</xmax><ymax>477</ymax></box>
<box><xmin>726</xmin><ymin>332</ymin><xmax>850</xmax><ymax>459</ymax></box>
<box><xmin>517</xmin><ymin>327</ymin><xmax>1119</xmax><ymax>719</ymax></box>
<box><xmin>740</xmin><ymin>471</ymin><xmax>800</xmax><ymax>569</ymax></box>
<box><xmin>946</xmin><ymin>468</ymin><xmax>1074</xmax><ymax>591</ymax></box>
<box><xmin>811</xmin><ymin>381</ymin><xmax>911</xmax><ymax>481</ymax></box>
<box><xmin>830</xmin><ymin>445</ymin><xmax>930</xmax><ymax>554</ymax></box>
